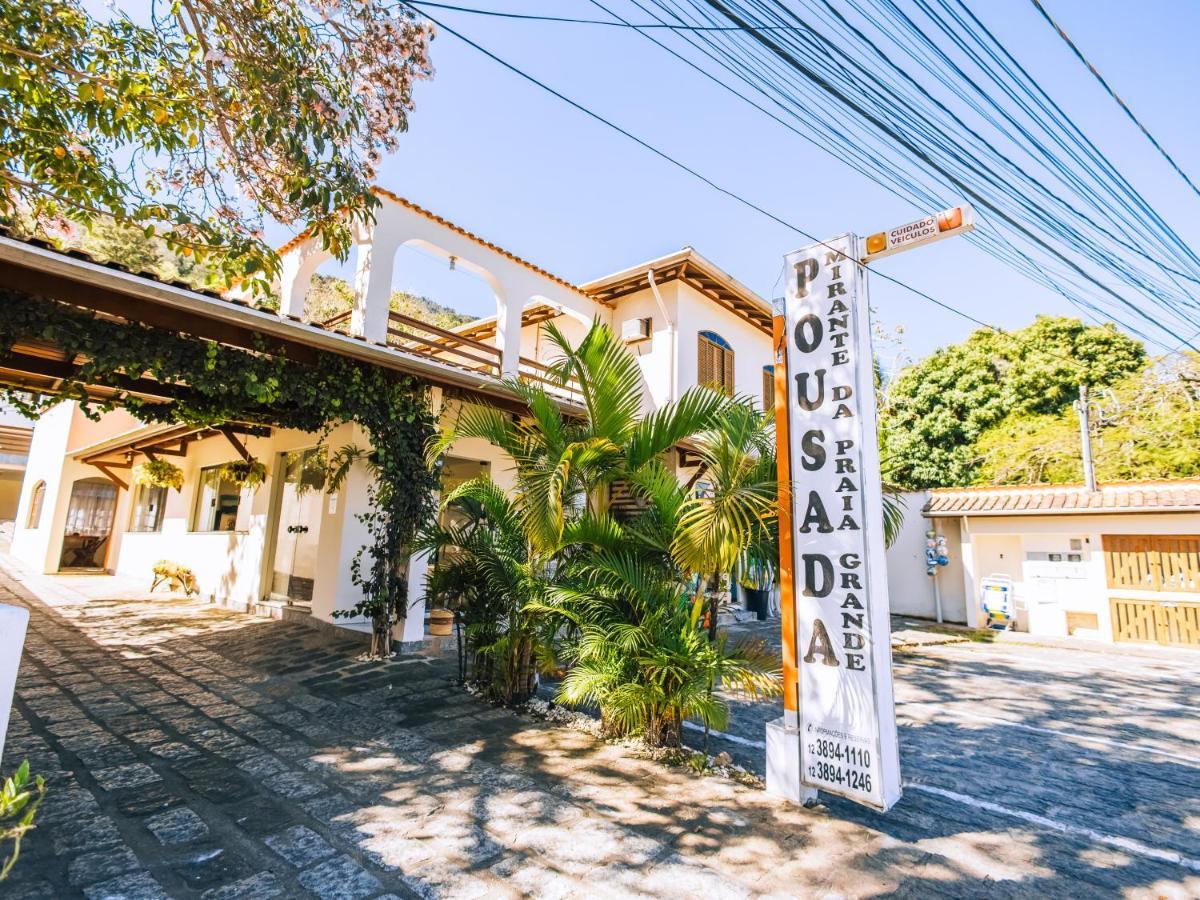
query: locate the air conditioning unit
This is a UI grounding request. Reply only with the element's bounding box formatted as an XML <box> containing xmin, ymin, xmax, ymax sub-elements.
<box><xmin>621</xmin><ymin>317</ymin><xmax>652</xmax><ymax>344</ymax></box>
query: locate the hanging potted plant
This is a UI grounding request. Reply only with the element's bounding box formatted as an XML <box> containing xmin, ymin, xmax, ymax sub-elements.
<box><xmin>218</xmin><ymin>458</ymin><xmax>268</xmax><ymax>491</ymax></box>
<box><xmin>132</xmin><ymin>458</ymin><xmax>184</xmax><ymax>491</ymax></box>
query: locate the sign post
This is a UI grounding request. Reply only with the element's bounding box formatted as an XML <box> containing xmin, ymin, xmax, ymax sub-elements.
<box><xmin>766</xmin><ymin>206</ymin><xmax>972</xmax><ymax>813</ymax></box>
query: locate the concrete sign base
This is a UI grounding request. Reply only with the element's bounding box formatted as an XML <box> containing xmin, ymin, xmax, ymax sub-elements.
<box><xmin>765</xmin><ymin>715</ymin><xmax>818</xmax><ymax>806</ymax></box>
<box><xmin>0</xmin><ymin>603</ymin><xmax>30</xmax><ymax>766</ymax></box>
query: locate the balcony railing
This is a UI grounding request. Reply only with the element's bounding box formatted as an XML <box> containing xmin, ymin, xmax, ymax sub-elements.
<box><xmin>322</xmin><ymin>310</ymin><xmax>583</xmax><ymax>406</ymax></box>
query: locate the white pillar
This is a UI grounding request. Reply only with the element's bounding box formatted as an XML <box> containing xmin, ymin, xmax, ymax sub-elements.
<box><xmin>495</xmin><ymin>289</ymin><xmax>523</xmax><ymax>379</ymax></box>
<box><xmin>959</xmin><ymin>516</ymin><xmax>979</xmax><ymax>627</ymax></box>
<box><xmin>403</xmin><ymin>550</ymin><xmax>430</xmax><ymax>643</ymax></box>
<box><xmin>351</xmin><ymin>227</ymin><xmax>399</xmax><ymax>345</ymax></box>
<box><xmin>0</xmin><ymin>604</ymin><xmax>29</xmax><ymax>765</ymax></box>
<box><xmin>279</xmin><ymin>241</ymin><xmax>328</xmax><ymax>320</ymax></box>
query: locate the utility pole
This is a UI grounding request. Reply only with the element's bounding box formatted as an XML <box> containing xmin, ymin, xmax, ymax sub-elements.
<box><xmin>1075</xmin><ymin>385</ymin><xmax>1097</xmax><ymax>492</ymax></box>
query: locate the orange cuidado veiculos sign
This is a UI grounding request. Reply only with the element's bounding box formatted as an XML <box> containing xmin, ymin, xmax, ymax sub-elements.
<box><xmin>861</xmin><ymin>204</ymin><xmax>975</xmax><ymax>262</ymax></box>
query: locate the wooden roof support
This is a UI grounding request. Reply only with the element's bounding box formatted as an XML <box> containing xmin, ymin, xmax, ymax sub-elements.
<box><xmin>218</xmin><ymin>425</ymin><xmax>252</xmax><ymax>462</ymax></box>
<box><xmin>90</xmin><ymin>460</ymin><xmax>129</xmax><ymax>490</ymax></box>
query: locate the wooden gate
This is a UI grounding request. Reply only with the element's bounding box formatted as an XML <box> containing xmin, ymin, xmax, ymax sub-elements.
<box><xmin>1104</xmin><ymin>535</ymin><xmax>1200</xmax><ymax>648</ymax></box>
<box><xmin>1110</xmin><ymin>597</ymin><xmax>1200</xmax><ymax>647</ymax></box>
<box><xmin>1103</xmin><ymin>535</ymin><xmax>1200</xmax><ymax>592</ymax></box>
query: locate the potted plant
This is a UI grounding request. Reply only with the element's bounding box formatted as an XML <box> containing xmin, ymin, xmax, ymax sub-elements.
<box><xmin>218</xmin><ymin>458</ymin><xmax>268</xmax><ymax>491</ymax></box>
<box><xmin>738</xmin><ymin>549</ymin><xmax>776</xmax><ymax>621</ymax></box>
<box><xmin>132</xmin><ymin>458</ymin><xmax>184</xmax><ymax>491</ymax></box>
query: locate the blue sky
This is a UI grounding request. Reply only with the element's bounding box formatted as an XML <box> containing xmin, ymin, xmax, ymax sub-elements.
<box><xmin>302</xmin><ymin>0</ymin><xmax>1200</xmax><ymax>363</ymax></box>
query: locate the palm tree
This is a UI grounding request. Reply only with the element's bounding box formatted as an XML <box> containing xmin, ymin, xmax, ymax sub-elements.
<box><xmin>673</xmin><ymin>400</ymin><xmax>778</xmax><ymax>638</ymax></box>
<box><xmin>530</xmin><ymin>460</ymin><xmax>781</xmax><ymax>746</ymax></box>
<box><xmin>415</xmin><ymin>477</ymin><xmax>554</xmax><ymax>703</ymax></box>
<box><xmin>428</xmin><ymin>320</ymin><xmax>727</xmax><ymax>551</ymax></box>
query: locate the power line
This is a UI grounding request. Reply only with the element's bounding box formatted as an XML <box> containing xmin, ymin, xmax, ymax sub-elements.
<box><xmin>405</xmin><ymin>0</ymin><xmax>780</xmax><ymax>28</ymax></box>
<box><xmin>619</xmin><ymin>0</ymin><xmax>1191</xmax><ymax>346</ymax></box>
<box><xmin>407</xmin><ymin>7</ymin><xmax>1120</xmax><ymax>370</ymax></box>
<box><xmin>660</xmin><ymin>0</ymin><xmax>1196</xmax><ymax>349</ymax></box>
<box><xmin>1028</xmin><ymin>0</ymin><xmax>1200</xmax><ymax>200</ymax></box>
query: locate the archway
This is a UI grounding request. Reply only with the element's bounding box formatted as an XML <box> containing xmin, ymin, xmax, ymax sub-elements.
<box><xmin>59</xmin><ymin>476</ymin><xmax>117</xmax><ymax>570</ymax></box>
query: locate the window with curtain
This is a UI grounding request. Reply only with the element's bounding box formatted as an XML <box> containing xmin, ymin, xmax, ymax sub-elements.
<box><xmin>763</xmin><ymin>365</ymin><xmax>775</xmax><ymax>411</ymax></box>
<box><xmin>26</xmin><ymin>480</ymin><xmax>46</xmax><ymax>528</ymax></box>
<box><xmin>698</xmin><ymin>331</ymin><xmax>734</xmax><ymax>396</ymax></box>
<box><xmin>129</xmin><ymin>484</ymin><xmax>167</xmax><ymax>533</ymax></box>
<box><xmin>193</xmin><ymin>465</ymin><xmax>242</xmax><ymax>532</ymax></box>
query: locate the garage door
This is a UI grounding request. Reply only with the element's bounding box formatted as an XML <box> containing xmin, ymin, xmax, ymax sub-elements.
<box><xmin>1104</xmin><ymin>534</ymin><xmax>1200</xmax><ymax>647</ymax></box>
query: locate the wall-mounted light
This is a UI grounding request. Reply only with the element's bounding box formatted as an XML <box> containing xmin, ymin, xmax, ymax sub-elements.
<box><xmin>448</xmin><ymin>256</ymin><xmax>457</xmax><ymax>271</ymax></box>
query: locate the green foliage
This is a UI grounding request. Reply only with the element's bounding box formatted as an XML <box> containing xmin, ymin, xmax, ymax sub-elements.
<box><xmin>536</xmin><ymin>480</ymin><xmax>782</xmax><ymax>747</ymax></box>
<box><xmin>417</xmin><ymin>479</ymin><xmax>554</xmax><ymax>704</ymax></box>
<box><xmin>0</xmin><ymin>0</ymin><xmax>433</xmax><ymax>292</ymax></box>
<box><xmin>880</xmin><ymin>316</ymin><xmax>1146</xmax><ymax>488</ymax></box>
<box><xmin>428</xmin><ymin>320</ymin><xmax>781</xmax><ymax>746</ymax></box>
<box><xmin>975</xmin><ymin>354</ymin><xmax>1200</xmax><ymax>484</ymax></box>
<box><xmin>132</xmin><ymin>457</ymin><xmax>184</xmax><ymax>490</ymax></box>
<box><xmin>304</xmin><ymin>273</ymin><xmax>473</xmax><ymax>329</ymax></box>
<box><xmin>0</xmin><ymin>291</ymin><xmax>437</xmax><ymax>653</ymax></box>
<box><xmin>217</xmin><ymin>458</ymin><xmax>268</xmax><ymax>490</ymax></box>
<box><xmin>1</xmin><ymin>760</ymin><xmax>44</xmax><ymax>882</ymax></box>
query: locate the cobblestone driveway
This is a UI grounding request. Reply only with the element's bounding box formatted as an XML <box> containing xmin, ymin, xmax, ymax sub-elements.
<box><xmin>2</xmin><ymin>561</ymin><xmax>1198</xmax><ymax>899</ymax></box>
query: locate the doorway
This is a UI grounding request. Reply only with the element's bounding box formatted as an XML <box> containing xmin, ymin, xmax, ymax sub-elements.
<box><xmin>268</xmin><ymin>448</ymin><xmax>326</xmax><ymax>606</ymax></box>
<box><xmin>59</xmin><ymin>477</ymin><xmax>117</xmax><ymax>570</ymax></box>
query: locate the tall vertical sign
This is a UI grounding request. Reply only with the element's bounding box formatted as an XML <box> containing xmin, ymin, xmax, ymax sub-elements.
<box><xmin>779</xmin><ymin>234</ymin><xmax>901</xmax><ymax>811</ymax></box>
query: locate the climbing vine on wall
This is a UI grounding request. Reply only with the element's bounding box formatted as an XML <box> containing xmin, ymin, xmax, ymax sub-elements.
<box><xmin>0</xmin><ymin>290</ymin><xmax>439</xmax><ymax>655</ymax></box>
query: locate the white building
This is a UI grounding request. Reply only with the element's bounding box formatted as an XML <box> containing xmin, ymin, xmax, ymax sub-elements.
<box><xmin>886</xmin><ymin>480</ymin><xmax>1200</xmax><ymax>650</ymax></box>
<box><xmin>3</xmin><ymin>191</ymin><xmax>775</xmax><ymax>643</ymax></box>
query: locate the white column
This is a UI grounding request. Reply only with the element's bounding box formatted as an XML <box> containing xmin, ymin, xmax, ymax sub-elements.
<box><xmin>351</xmin><ymin>227</ymin><xmax>400</xmax><ymax>345</ymax></box>
<box><xmin>495</xmin><ymin>289</ymin><xmax>523</xmax><ymax>379</ymax></box>
<box><xmin>0</xmin><ymin>604</ymin><xmax>29</xmax><ymax>764</ymax></box>
<box><xmin>959</xmin><ymin>516</ymin><xmax>979</xmax><ymax>627</ymax></box>
<box><xmin>278</xmin><ymin>241</ymin><xmax>328</xmax><ymax>320</ymax></box>
<box><xmin>403</xmin><ymin>550</ymin><xmax>430</xmax><ymax>643</ymax></box>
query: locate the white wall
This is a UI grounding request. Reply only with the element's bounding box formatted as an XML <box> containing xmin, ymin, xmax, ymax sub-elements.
<box><xmin>883</xmin><ymin>493</ymin><xmax>968</xmax><ymax>624</ymax></box>
<box><xmin>11</xmin><ymin>402</ymin><xmax>75</xmax><ymax>572</ymax></box>
<box><xmin>674</xmin><ymin>281</ymin><xmax>773</xmax><ymax>406</ymax></box>
<box><xmin>114</xmin><ymin>424</ymin><xmax>328</xmax><ymax>607</ymax></box>
<box><xmin>957</xmin><ymin>512</ymin><xmax>1200</xmax><ymax>640</ymax></box>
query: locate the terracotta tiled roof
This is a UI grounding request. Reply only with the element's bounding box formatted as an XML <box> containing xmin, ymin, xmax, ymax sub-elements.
<box><xmin>923</xmin><ymin>479</ymin><xmax>1200</xmax><ymax>516</ymax></box>
<box><xmin>277</xmin><ymin>188</ymin><xmax>588</xmax><ymax>296</ymax></box>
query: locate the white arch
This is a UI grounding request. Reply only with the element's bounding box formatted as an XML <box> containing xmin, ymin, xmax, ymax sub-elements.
<box><xmin>277</xmin><ymin>192</ymin><xmax>605</xmax><ymax>372</ymax></box>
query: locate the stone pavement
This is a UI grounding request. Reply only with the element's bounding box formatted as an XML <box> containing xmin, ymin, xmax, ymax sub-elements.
<box><xmin>2</xmin><ymin>562</ymin><xmax>1198</xmax><ymax>899</ymax></box>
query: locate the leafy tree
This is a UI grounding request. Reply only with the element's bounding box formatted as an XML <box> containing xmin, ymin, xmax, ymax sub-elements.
<box><xmin>880</xmin><ymin>316</ymin><xmax>1145</xmax><ymax>488</ymax></box>
<box><xmin>975</xmin><ymin>353</ymin><xmax>1200</xmax><ymax>484</ymax></box>
<box><xmin>673</xmin><ymin>401</ymin><xmax>777</xmax><ymax>640</ymax></box>
<box><xmin>0</xmin><ymin>0</ymin><xmax>433</xmax><ymax>291</ymax></box>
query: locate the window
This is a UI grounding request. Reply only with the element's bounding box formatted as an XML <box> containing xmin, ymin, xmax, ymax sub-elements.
<box><xmin>194</xmin><ymin>465</ymin><xmax>242</xmax><ymax>532</ymax></box>
<box><xmin>698</xmin><ymin>331</ymin><xmax>734</xmax><ymax>396</ymax></box>
<box><xmin>762</xmin><ymin>365</ymin><xmax>775</xmax><ymax>411</ymax></box>
<box><xmin>129</xmin><ymin>484</ymin><xmax>167</xmax><ymax>533</ymax></box>
<box><xmin>26</xmin><ymin>480</ymin><xmax>45</xmax><ymax>528</ymax></box>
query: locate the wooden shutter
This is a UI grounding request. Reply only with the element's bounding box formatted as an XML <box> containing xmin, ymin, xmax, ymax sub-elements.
<box><xmin>763</xmin><ymin>367</ymin><xmax>775</xmax><ymax>411</ymax></box>
<box><xmin>698</xmin><ymin>334</ymin><xmax>734</xmax><ymax>396</ymax></box>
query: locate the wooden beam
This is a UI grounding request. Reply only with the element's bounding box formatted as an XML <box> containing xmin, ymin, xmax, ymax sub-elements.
<box><xmin>218</xmin><ymin>426</ymin><xmax>252</xmax><ymax>461</ymax></box>
<box><xmin>90</xmin><ymin>461</ymin><xmax>128</xmax><ymax>490</ymax></box>
<box><xmin>0</xmin><ymin>260</ymin><xmax>315</xmax><ymax>364</ymax></box>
